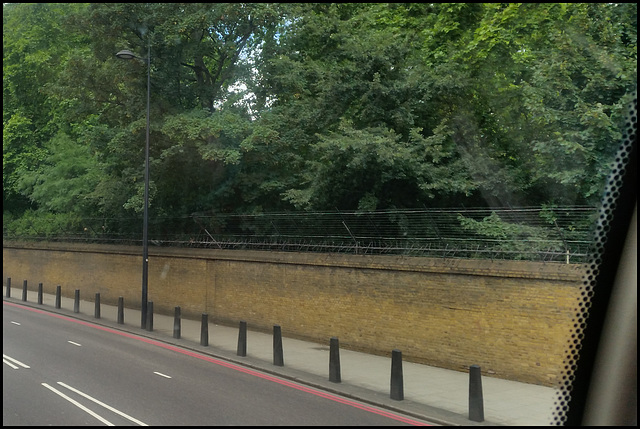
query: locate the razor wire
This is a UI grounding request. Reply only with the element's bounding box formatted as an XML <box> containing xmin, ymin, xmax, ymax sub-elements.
<box><xmin>3</xmin><ymin>206</ymin><xmax>599</xmax><ymax>263</ymax></box>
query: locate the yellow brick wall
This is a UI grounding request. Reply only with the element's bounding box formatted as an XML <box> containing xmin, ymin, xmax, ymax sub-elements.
<box><xmin>3</xmin><ymin>242</ymin><xmax>585</xmax><ymax>386</ymax></box>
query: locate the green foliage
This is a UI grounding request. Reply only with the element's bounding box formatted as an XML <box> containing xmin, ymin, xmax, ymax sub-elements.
<box><xmin>445</xmin><ymin>3</ymin><xmax>637</xmax><ymax>206</ymax></box>
<box><xmin>283</xmin><ymin>120</ymin><xmax>474</xmax><ymax>210</ymax></box>
<box><xmin>3</xmin><ymin>210</ymin><xmax>83</xmax><ymax>239</ymax></box>
<box><xmin>258</xmin><ymin>3</ymin><xmax>635</xmax><ymax>210</ymax></box>
<box><xmin>3</xmin><ymin>3</ymin><xmax>636</xmax><ymax>248</ymax></box>
<box><xmin>3</xmin><ymin>3</ymin><xmax>89</xmax><ymax>211</ymax></box>
<box><xmin>3</xmin><ymin>113</ymin><xmax>47</xmax><ymax>199</ymax></box>
<box><xmin>160</xmin><ymin>109</ymin><xmax>245</xmax><ymax>164</ymax></box>
<box><xmin>15</xmin><ymin>132</ymin><xmax>102</xmax><ymax>215</ymax></box>
<box><xmin>457</xmin><ymin>212</ymin><xmax>566</xmax><ymax>260</ymax></box>
<box><xmin>456</xmin><ymin>203</ymin><xmax>600</xmax><ymax>260</ymax></box>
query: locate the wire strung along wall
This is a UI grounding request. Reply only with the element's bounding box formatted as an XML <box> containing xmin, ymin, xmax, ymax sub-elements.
<box><xmin>3</xmin><ymin>206</ymin><xmax>598</xmax><ymax>263</ymax></box>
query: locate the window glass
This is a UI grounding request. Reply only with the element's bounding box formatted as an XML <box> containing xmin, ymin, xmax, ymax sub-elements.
<box><xmin>3</xmin><ymin>3</ymin><xmax>636</xmax><ymax>425</ymax></box>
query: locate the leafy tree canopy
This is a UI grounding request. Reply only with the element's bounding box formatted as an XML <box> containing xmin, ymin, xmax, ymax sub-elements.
<box><xmin>3</xmin><ymin>3</ymin><xmax>636</xmax><ymax>242</ymax></box>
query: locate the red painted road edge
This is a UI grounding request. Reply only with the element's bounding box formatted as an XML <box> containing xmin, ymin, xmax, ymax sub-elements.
<box><xmin>4</xmin><ymin>301</ymin><xmax>431</xmax><ymax>426</ymax></box>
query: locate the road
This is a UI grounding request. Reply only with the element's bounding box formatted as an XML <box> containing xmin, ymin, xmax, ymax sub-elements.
<box><xmin>3</xmin><ymin>302</ymin><xmax>431</xmax><ymax>426</ymax></box>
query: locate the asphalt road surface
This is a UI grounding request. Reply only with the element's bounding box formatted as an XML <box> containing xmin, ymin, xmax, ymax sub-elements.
<box><xmin>3</xmin><ymin>302</ymin><xmax>431</xmax><ymax>426</ymax></box>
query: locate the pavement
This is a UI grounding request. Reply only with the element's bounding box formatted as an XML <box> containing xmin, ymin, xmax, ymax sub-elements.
<box><xmin>3</xmin><ymin>286</ymin><xmax>560</xmax><ymax>426</ymax></box>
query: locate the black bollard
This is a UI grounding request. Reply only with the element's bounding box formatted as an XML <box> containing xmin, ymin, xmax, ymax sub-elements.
<box><xmin>390</xmin><ymin>349</ymin><xmax>404</xmax><ymax>400</ymax></box>
<box><xmin>117</xmin><ymin>297</ymin><xmax>124</xmax><ymax>324</ymax></box>
<box><xmin>200</xmin><ymin>313</ymin><xmax>209</xmax><ymax>346</ymax></box>
<box><xmin>38</xmin><ymin>283</ymin><xmax>43</xmax><ymax>305</ymax></box>
<box><xmin>173</xmin><ymin>307</ymin><xmax>181</xmax><ymax>339</ymax></box>
<box><xmin>5</xmin><ymin>277</ymin><xmax>10</xmax><ymax>298</ymax></box>
<box><xmin>94</xmin><ymin>293</ymin><xmax>101</xmax><ymax>318</ymax></box>
<box><xmin>146</xmin><ymin>301</ymin><xmax>153</xmax><ymax>331</ymax></box>
<box><xmin>22</xmin><ymin>280</ymin><xmax>28</xmax><ymax>301</ymax></box>
<box><xmin>469</xmin><ymin>364</ymin><xmax>485</xmax><ymax>422</ymax></box>
<box><xmin>237</xmin><ymin>320</ymin><xmax>247</xmax><ymax>357</ymax></box>
<box><xmin>55</xmin><ymin>285</ymin><xmax>61</xmax><ymax>309</ymax></box>
<box><xmin>273</xmin><ymin>325</ymin><xmax>284</xmax><ymax>366</ymax></box>
<box><xmin>329</xmin><ymin>337</ymin><xmax>341</xmax><ymax>383</ymax></box>
<box><xmin>74</xmin><ymin>289</ymin><xmax>80</xmax><ymax>313</ymax></box>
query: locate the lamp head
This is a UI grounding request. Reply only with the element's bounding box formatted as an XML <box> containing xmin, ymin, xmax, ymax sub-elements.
<box><xmin>115</xmin><ymin>50</ymin><xmax>138</xmax><ymax>60</ymax></box>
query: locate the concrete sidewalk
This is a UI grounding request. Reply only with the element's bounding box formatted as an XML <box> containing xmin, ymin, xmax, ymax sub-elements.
<box><xmin>3</xmin><ymin>287</ymin><xmax>559</xmax><ymax>426</ymax></box>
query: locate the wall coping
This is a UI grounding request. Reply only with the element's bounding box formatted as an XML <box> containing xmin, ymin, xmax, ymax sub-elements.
<box><xmin>3</xmin><ymin>240</ymin><xmax>586</xmax><ymax>282</ymax></box>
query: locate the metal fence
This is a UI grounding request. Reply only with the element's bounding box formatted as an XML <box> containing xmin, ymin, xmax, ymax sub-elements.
<box><xmin>3</xmin><ymin>206</ymin><xmax>599</xmax><ymax>263</ymax></box>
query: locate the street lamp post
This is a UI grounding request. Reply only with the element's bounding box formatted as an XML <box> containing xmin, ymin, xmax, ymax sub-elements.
<box><xmin>116</xmin><ymin>41</ymin><xmax>151</xmax><ymax>330</ymax></box>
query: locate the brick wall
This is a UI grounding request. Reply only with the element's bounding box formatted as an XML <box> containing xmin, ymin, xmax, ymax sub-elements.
<box><xmin>3</xmin><ymin>241</ymin><xmax>585</xmax><ymax>386</ymax></box>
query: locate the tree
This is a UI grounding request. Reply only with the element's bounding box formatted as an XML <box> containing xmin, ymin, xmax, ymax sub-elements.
<box><xmin>249</xmin><ymin>4</ymin><xmax>480</xmax><ymax>211</ymax></box>
<box><xmin>32</xmin><ymin>3</ymin><xmax>288</xmax><ymax>219</ymax></box>
<box><xmin>3</xmin><ymin>3</ymin><xmax>89</xmax><ymax>214</ymax></box>
<box><xmin>15</xmin><ymin>131</ymin><xmax>101</xmax><ymax>215</ymax></box>
<box><xmin>3</xmin><ymin>3</ymin><xmax>636</xmax><ymax>241</ymax></box>
<box><xmin>430</xmin><ymin>3</ymin><xmax>637</xmax><ymax>206</ymax></box>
